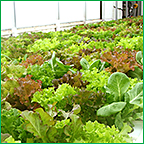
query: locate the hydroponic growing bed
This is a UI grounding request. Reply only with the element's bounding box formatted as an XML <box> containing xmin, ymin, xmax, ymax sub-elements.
<box><xmin>1</xmin><ymin>16</ymin><xmax>143</xmax><ymax>143</ymax></box>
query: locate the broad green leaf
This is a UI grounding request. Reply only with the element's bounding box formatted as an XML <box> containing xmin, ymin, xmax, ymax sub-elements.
<box><xmin>115</xmin><ymin>112</ymin><xmax>123</xmax><ymax>130</ymax></box>
<box><xmin>99</xmin><ymin>61</ymin><xmax>105</xmax><ymax>72</ymax></box>
<box><xmin>4</xmin><ymin>136</ymin><xmax>21</xmax><ymax>143</ymax></box>
<box><xmin>56</xmin><ymin>58</ymin><xmax>71</xmax><ymax>70</ymax></box>
<box><xmin>133</xmin><ymin>112</ymin><xmax>143</xmax><ymax>120</ymax></box>
<box><xmin>1</xmin><ymin>54</ymin><xmax>12</xmax><ymax>61</ymax></box>
<box><xmin>121</xmin><ymin>103</ymin><xmax>139</xmax><ymax>119</ymax></box>
<box><xmin>97</xmin><ymin>102</ymin><xmax>126</xmax><ymax>116</ymax></box>
<box><xmin>106</xmin><ymin>72</ymin><xmax>130</xmax><ymax>101</ymax></box>
<box><xmin>127</xmin><ymin>82</ymin><xmax>143</xmax><ymax>107</ymax></box>
<box><xmin>26</xmin><ymin>138</ymin><xmax>34</xmax><ymax>143</ymax></box>
<box><xmin>80</xmin><ymin>58</ymin><xmax>90</xmax><ymax>70</ymax></box>
<box><xmin>127</xmin><ymin>66</ymin><xmax>143</xmax><ymax>80</ymax></box>
<box><xmin>84</xmin><ymin>121</ymin><xmax>94</xmax><ymax>133</ymax></box>
<box><xmin>73</xmin><ymin>138</ymin><xmax>87</xmax><ymax>143</ymax></box>
<box><xmin>1</xmin><ymin>133</ymin><xmax>10</xmax><ymax>143</ymax></box>
<box><xmin>64</xmin><ymin>115</ymin><xmax>83</xmax><ymax>142</ymax></box>
<box><xmin>49</xmin><ymin>51</ymin><xmax>56</xmax><ymax>71</ymax></box>
<box><xmin>71</xmin><ymin>104</ymin><xmax>81</xmax><ymax>114</ymax></box>
<box><xmin>47</xmin><ymin>127</ymin><xmax>57</xmax><ymax>142</ymax></box>
<box><xmin>21</xmin><ymin>110</ymin><xmax>48</xmax><ymax>140</ymax></box>
<box><xmin>120</xmin><ymin>123</ymin><xmax>132</xmax><ymax>135</ymax></box>
<box><xmin>59</xmin><ymin>109</ymin><xmax>70</xmax><ymax>119</ymax></box>
<box><xmin>136</xmin><ymin>51</ymin><xmax>143</xmax><ymax>65</ymax></box>
<box><xmin>89</xmin><ymin>59</ymin><xmax>101</xmax><ymax>70</ymax></box>
<box><xmin>34</xmin><ymin>108</ymin><xmax>54</xmax><ymax>126</ymax></box>
<box><xmin>23</xmin><ymin>54</ymin><xmax>28</xmax><ymax>61</ymax></box>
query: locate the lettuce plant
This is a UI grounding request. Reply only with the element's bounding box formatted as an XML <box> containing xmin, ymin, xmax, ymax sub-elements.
<box><xmin>20</xmin><ymin>105</ymin><xmax>132</xmax><ymax>143</ymax></box>
<box><xmin>97</xmin><ymin>72</ymin><xmax>143</xmax><ymax>129</ymax></box>
<box><xmin>101</xmin><ymin>49</ymin><xmax>141</xmax><ymax>74</ymax></box>
<box><xmin>81</xmin><ymin>68</ymin><xmax>110</xmax><ymax>93</ymax></box>
<box><xmin>127</xmin><ymin>51</ymin><xmax>143</xmax><ymax>80</ymax></box>
<box><xmin>52</xmin><ymin>71</ymin><xmax>89</xmax><ymax>89</ymax></box>
<box><xmin>32</xmin><ymin>83</ymin><xmax>77</xmax><ymax>111</ymax></box>
<box><xmin>20</xmin><ymin>54</ymin><xmax>44</xmax><ymax>68</ymax></box>
<box><xmin>1</xmin><ymin>108</ymin><xmax>34</xmax><ymax>143</ymax></box>
<box><xmin>27</xmin><ymin>64</ymin><xmax>55</xmax><ymax>88</ymax></box>
<box><xmin>80</xmin><ymin>58</ymin><xmax>105</xmax><ymax>72</ymax></box>
<box><xmin>27</xmin><ymin>38</ymin><xmax>58</xmax><ymax>53</ymax></box>
<box><xmin>1</xmin><ymin>63</ymin><xmax>27</xmax><ymax>80</ymax></box>
<box><xmin>136</xmin><ymin>51</ymin><xmax>143</xmax><ymax>65</ymax></box>
<box><xmin>6</xmin><ymin>75</ymin><xmax>42</xmax><ymax>111</ymax></box>
<box><xmin>117</xmin><ymin>36</ymin><xmax>143</xmax><ymax>51</ymax></box>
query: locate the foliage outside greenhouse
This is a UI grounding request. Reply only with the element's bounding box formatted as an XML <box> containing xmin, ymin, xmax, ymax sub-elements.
<box><xmin>1</xmin><ymin>16</ymin><xmax>143</xmax><ymax>143</ymax></box>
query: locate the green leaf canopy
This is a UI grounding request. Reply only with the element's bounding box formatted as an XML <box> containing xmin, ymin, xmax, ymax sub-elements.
<box><xmin>106</xmin><ymin>72</ymin><xmax>130</xmax><ymax>101</ymax></box>
<box><xmin>97</xmin><ymin>102</ymin><xmax>126</xmax><ymax>116</ymax></box>
<box><xmin>127</xmin><ymin>82</ymin><xmax>143</xmax><ymax>108</ymax></box>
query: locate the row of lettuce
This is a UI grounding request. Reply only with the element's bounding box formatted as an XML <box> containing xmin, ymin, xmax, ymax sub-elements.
<box><xmin>1</xmin><ymin>16</ymin><xmax>143</xmax><ymax>143</ymax></box>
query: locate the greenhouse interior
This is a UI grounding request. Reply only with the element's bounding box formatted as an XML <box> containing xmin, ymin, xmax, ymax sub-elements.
<box><xmin>1</xmin><ymin>1</ymin><xmax>143</xmax><ymax>143</ymax></box>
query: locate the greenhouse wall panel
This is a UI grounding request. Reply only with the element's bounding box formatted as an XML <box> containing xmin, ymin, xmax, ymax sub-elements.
<box><xmin>82</xmin><ymin>1</ymin><xmax>100</xmax><ymax>20</ymax></box>
<box><xmin>1</xmin><ymin>1</ymin><xmax>13</xmax><ymax>30</ymax></box>
<box><xmin>59</xmin><ymin>1</ymin><xmax>85</xmax><ymax>23</ymax></box>
<box><xmin>15</xmin><ymin>1</ymin><xmax>58</xmax><ymax>28</ymax></box>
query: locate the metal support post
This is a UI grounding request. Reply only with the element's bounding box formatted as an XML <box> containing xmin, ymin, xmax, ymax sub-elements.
<box><xmin>56</xmin><ymin>1</ymin><xmax>60</xmax><ymax>31</ymax></box>
<box><xmin>102</xmin><ymin>1</ymin><xmax>105</xmax><ymax>21</ymax></box>
<box><xmin>126</xmin><ymin>1</ymin><xmax>128</xmax><ymax>18</ymax></box>
<box><xmin>138</xmin><ymin>1</ymin><xmax>141</xmax><ymax>16</ymax></box>
<box><xmin>84</xmin><ymin>1</ymin><xmax>87</xmax><ymax>24</ymax></box>
<box><xmin>100</xmin><ymin>1</ymin><xmax>102</xmax><ymax>19</ymax></box>
<box><xmin>12</xmin><ymin>1</ymin><xmax>17</xmax><ymax>36</ymax></box>
<box><xmin>141</xmin><ymin>1</ymin><xmax>143</xmax><ymax>15</ymax></box>
<box><xmin>115</xmin><ymin>1</ymin><xmax>118</xmax><ymax>20</ymax></box>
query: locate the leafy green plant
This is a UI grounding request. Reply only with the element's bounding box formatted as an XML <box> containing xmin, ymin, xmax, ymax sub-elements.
<box><xmin>117</xmin><ymin>36</ymin><xmax>143</xmax><ymax>51</ymax></box>
<box><xmin>20</xmin><ymin>105</ymin><xmax>132</xmax><ymax>143</ymax></box>
<box><xmin>27</xmin><ymin>37</ymin><xmax>65</xmax><ymax>53</ymax></box>
<box><xmin>1</xmin><ymin>63</ymin><xmax>27</xmax><ymax>80</ymax></box>
<box><xmin>21</xmin><ymin>105</ymin><xmax>80</xmax><ymax>143</ymax></box>
<box><xmin>1</xmin><ymin>108</ymin><xmax>33</xmax><ymax>143</ymax></box>
<box><xmin>70</xmin><ymin>89</ymin><xmax>107</xmax><ymax>123</ymax></box>
<box><xmin>81</xmin><ymin>68</ymin><xmax>110</xmax><ymax>93</ymax></box>
<box><xmin>1</xmin><ymin>78</ymin><xmax>19</xmax><ymax>100</ymax></box>
<box><xmin>82</xmin><ymin>120</ymin><xmax>132</xmax><ymax>143</ymax></box>
<box><xmin>136</xmin><ymin>51</ymin><xmax>143</xmax><ymax>65</ymax></box>
<box><xmin>27</xmin><ymin>52</ymin><xmax>74</xmax><ymax>87</ymax></box>
<box><xmin>3</xmin><ymin>135</ymin><xmax>21</xmax><ymax>143</ymax></box>
<box><xmin>97</xmin><ymin>72</ymin><xmax>143</xmax><ymax>129</ymax></box>
<box><xmin>27</xmin><ymin>63</ymin><xmax>55</xmax><ymax>88</ymax></box>
<box><xmin>48</xmin><ymin>52</ymin><xmax>74</xmax><ymax>78</ymax></box>
<box><xmin>80</xmin><ymin>58</ymin><xmax>105</xmax><ymax>72</ymax></box>
<box><xmin>32</xmin><ymin>83</ymin><xmax>77</xmax><ymax>111</ymax></box>
<box><xmin>62</xmin><ymin>55</ymin><xmax>82</xmax><ymax>70</ymax></box>
<box><xmin>6</xmin><ymin>75</ymin><xmax>42</xmax><ymax>111</ymax></box>
<box><xmin>1</xmin><ymin>37</ymin><xmax>28</xmax><ymax>59</ymax></box>
<box><xmin>52</xmin><ymin>71</ymin><xmax>89</xmax><ymax>89</ymax></box>
<box><xmin>101</xmin><ymin>49</ymin><xmax>141</xmax><ymax>74</ymax></box>
<box><xmin>20</xmin><ymin>54</ymin><xmax>44</xmax><ymax>68</ymax></box>
<box><xmin>126</xmin><ymin>51</ymin><xmax>143</xmax><ymax>80</ymax></box>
